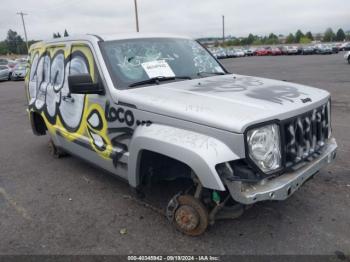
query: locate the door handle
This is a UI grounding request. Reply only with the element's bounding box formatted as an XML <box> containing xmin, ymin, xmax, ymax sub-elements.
<box><xmin>62</xmin><ymin>95</ymin><xmax>75</xmax><ymax>103</ymax></box>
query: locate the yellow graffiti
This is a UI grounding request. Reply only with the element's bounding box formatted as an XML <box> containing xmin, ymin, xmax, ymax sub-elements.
<box><xmin>26</xmin><ymin>42</ymin><xmax>113</xmax><ymax>162</ymax></box>
<box><xmin>86</xmin><ymin>103</ymin><xmax>113</xmax><ymax>159</ymax></box>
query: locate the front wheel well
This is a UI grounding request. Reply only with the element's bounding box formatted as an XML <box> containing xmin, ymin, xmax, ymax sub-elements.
<box><xmin>138</xmin><ymin>150</ymin><xmax>193</xmax><ymax>187</ymax></box>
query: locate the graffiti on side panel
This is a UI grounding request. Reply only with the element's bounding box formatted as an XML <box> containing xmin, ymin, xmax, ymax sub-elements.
<box><xmin>26</xmin><ymin>45</ymin><xmax>150</xmax><ymax>167</ymax></box>
<box><xmin>27</xmin><ymin>46</ymin><xmax>111</xmax><ymax>161</ymax></box>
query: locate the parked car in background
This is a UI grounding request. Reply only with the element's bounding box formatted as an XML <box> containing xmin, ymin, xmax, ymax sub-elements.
<box><xmin>207</xmin><ymin>47</ymin><xmax>216</xmax><ymax>57</ymax></box>
<box><xmin>314</xmin><ymin>44</ymin><xmax>332</xmax><ymax>54</ymax></box>
<box><xmin>226</xmin><ymin>48</ymin><xmax>236</xmax><ymax>58</ymax></box>
<box><xmin>270</xmin><ymin>47</ymin><xmax>282</xmax><ymax>55</ymax></box>
<box><xmin>216</xmin><ymin>48</ymin><xmax>227</xmax><ymax>59</ymax></box>
<box><xmin>0</xmin><ymin>58</ymin><xmax>8</xmax><ymax>65</ymax></box>
<box><xmin>281</xmin><ymin>46</ymin><xmax>298</xmax><ymax>55</ymax></box>
<box><xmin>0</xmin><ymin>58</ymin><xmax>17</xmax><ymax>80</ymax></box>
<box><xmin>0</xmin><ymin>58</ymin><xmax>16</xmax><ymax>67</ymax></box>
<box><xmin>326</xmin><ymin>44</ymin><xmax>339</xmax><ymax>54</ymax></box>
<box><xmin>339</xmin><ymin>42</ymin><xmax>350</xmax><ymax>51</ymax></box>
<box><xmin>233</xmin><ymin>48</ymin><xmax>245</xmax><ymax>57</ymax></box>
<box><xmin>344</xmin><ymin>51</ymin><xmax>350</xmax><ymax>64</ymax></box>
<box><xmin>0</xmin><ymin>65</ymin><xmax>10</xmax><ymax>81</ymax></box>
<box><xmin>8</xmin><ymin>60</ymin><xmax>17</xmax><ymax>79</ymax></box>
<box><xmin>301</xmin><ymin>46</ymin><xmax>315</xmax><ymax>55</ymax></box>
<box><xmin>210</xmin><ymin>48</ymin><xmax>221</xmax><ymax>59</ymax></box>
<box><xmin>331</xmin><ymin>43</ymin><xmax>340</xmax><ymax>53</ymax></box>
<box><xmin>244</xmin><ymin>47</ymin><xmax>255</xmax><ymax>56</ymax></box>
<box><xmin>15</xmin><ymin>57</ymin><xmax>29</xmax><ymax>64</ymax></box>
<box><xmin>11</xmin><ymin>63</ymin><xmax>26</xmax><ymax>81</ymax></box>
<box><xmin>255</xmin><ymin>48</ymin><xmax>270</xmax><ymax>56</ymax></box>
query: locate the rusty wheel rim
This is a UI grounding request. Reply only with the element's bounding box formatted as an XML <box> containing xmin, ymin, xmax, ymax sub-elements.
<box><xmin>175</xmin><ymin>205</ymin><xmax>200</xmax><ymax>231</ymax></box>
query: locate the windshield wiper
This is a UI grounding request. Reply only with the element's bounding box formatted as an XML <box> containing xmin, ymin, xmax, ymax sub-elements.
<box><xmin>129</xmin><ymin>76</ymin><xmax>192</xmax><ymax>87</ymax></box>
<box><xmin>197</xmin><ymin>71</ymin><xmax>226</xmax><ymax>77</ymax></box>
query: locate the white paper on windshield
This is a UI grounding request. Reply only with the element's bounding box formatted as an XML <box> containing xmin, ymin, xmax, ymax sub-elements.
<box><xmin>141</xmin><ymin>60</ymin><xmax>175</xmax><ymax>78</ymax></box>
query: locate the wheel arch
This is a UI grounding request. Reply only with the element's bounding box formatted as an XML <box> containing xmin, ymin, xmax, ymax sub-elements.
<box><xmin>128</xmin><ymin>124</ymin><xmax>240</xmax><ymax>191</ymax></box>
<box><xmin>29</xmin><ymin>111</ymin><xmax>47</xmax><ymax>136</ymax></box>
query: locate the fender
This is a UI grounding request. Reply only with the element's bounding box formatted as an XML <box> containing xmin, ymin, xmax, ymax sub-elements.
<box><xmin>128</xmin><ymin>124</ymin><xmax>240</xmax><ymax>191</ymax></box>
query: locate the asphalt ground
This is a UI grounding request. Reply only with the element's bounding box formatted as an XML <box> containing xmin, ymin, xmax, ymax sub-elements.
<box><xmin>0</xmin><ymin>53</ymin><xmax>349</xmax><ymax>256</ymax></box>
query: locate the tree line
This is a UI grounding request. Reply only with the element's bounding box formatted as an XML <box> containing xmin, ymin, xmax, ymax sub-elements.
<box><xmin>1</xmin><ymin>27</ymin><xmax>349</xmax><ymax>55</ymax></box>
<box><xmin>223</xmin><ymin>28</ymin><xmax>349</xmax><ymax>46</ymax></box>
<box><xmin>53</xmin><ymin>29</ymin><xmax>69</xmax><ymax>39</ymax></box>
<box><xmin>0</xmin><ymin>29</ymin><xmax>69</xmax><ymax>55</ymax></box>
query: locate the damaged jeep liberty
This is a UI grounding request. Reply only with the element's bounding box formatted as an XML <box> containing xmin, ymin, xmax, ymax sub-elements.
<box><xmin>26</xmin><ymin>34</ymin><xmax>337</xmax><ymax>235</ymax></box>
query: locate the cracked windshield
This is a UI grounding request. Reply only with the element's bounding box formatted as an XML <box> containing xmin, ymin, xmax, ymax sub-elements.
<box><xmin>100</xmin><ymin>38</ymin><xmax>225</xmax><ymax>89</ymax></box>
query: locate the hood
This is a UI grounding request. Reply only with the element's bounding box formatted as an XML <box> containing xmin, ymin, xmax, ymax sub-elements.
<box><xmin>118</xmin><ymin>74</ymin><xmax>330</xmax><ymax>133</ymax></box>
<box><xmin>14</xmin><ymin>69</ymin><xmax>25</xmax><ymax>74</ymax></box>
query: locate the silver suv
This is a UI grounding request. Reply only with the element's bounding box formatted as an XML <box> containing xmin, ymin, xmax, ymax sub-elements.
<box><xmin>26</xmin><ymin>34</ymin><xmax>337</xmax><ymax>235</ymax></box>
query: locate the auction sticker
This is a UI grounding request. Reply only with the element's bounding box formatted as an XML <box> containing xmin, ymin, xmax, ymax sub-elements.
<box><xmin>141</xmin><ymin>60</ymin><xmax>175</xmax><ymax>78</ymax></box>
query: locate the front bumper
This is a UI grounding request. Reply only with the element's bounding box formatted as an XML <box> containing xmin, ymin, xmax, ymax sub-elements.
<box><xmin>225</xmin><ymin>138</ymin><xmax>337</xmax><ymax>205</ymax></box>
<box><xmin>12</xmin><ymin>74</ymin><xmax>25</xmax><ymax>80</ymax></box>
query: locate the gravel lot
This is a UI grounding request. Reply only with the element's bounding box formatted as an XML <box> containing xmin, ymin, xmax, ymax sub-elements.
<box><xmin>0</xmin><ymin>53</ymin><xmax>349</xmax><ymax>256</ymax></box>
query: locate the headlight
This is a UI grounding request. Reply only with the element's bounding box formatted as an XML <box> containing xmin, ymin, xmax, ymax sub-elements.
<box><xmin>247</xmin><ymin>123</ymin><xmax>281</xmax><ymax>173</ymax></box>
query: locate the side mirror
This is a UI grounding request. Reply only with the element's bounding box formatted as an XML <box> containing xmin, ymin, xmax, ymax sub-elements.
<box><xmin>68</xmin><ymin>74</ymin><xmax>104</xmax><ymax>95</ymax></box>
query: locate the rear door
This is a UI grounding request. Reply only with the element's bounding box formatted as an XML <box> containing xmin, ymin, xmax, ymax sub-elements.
<box><xmin>55</xmin><ymin>43</ymin><xmax>123</xmax><ymax>175</ymax></box>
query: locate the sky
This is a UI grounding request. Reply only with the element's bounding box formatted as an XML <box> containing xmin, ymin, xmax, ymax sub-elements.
<box><xmin>1</xmin><ymin>0</ymin><xmax>350</xmax><ymax>41</ymax></box>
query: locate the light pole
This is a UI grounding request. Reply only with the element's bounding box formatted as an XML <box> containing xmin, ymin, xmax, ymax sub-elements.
<box><xmin>222</xmin><ymin>15</ymin><xmax>225</xmax><ymax>44</ymax></box>
<box><xmin>17</xmin><ymin>11</ymin><xmax>29</xmax><ymax>53</ymax></box>
<box><xmin>134</xmin><ymin>0</ymin><xmax>139</xmax><ymax>32</ymax></box>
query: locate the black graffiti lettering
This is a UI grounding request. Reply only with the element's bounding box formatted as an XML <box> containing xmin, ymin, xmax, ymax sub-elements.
<box><xmin>105</xmin><ymin>102</ymin><xmax>118</xmax><ymax>122</ymax></box>
<box><xmin>125</xmin><ymin>110</ymin><xmax>135</xmax><ymax>126</ymax></box>
<box><xmin>105</xmin><ymin>102</ymin><xmax>136</xmax><ymax>126</ymax></box>
<box><xmin>108</xmin><ymin>127</ymin><xmax>134</xmax><ymax>167</ymax></box>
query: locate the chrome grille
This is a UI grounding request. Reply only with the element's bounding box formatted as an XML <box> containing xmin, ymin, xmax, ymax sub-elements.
<box><xmin>284</xmin><ymin>103</ymin><xmax>330</xmax><ymax>168</ymax></box>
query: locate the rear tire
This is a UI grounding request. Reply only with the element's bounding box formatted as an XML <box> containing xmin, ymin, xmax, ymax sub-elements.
<box><xmin>48</xmin><ymin>139</ymin><xmax>68</xmax><ymax>158</ymax></box>
<box><xmin>348</xmin><ymin>57</ymin><xmax>350</xmax><ymax>64</ymax></box>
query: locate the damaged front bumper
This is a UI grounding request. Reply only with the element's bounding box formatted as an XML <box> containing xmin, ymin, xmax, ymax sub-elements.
<box><xmin>225</xmin><ymin>138</ymin><xmax>337</xmax><ymax>205</ymax></box>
